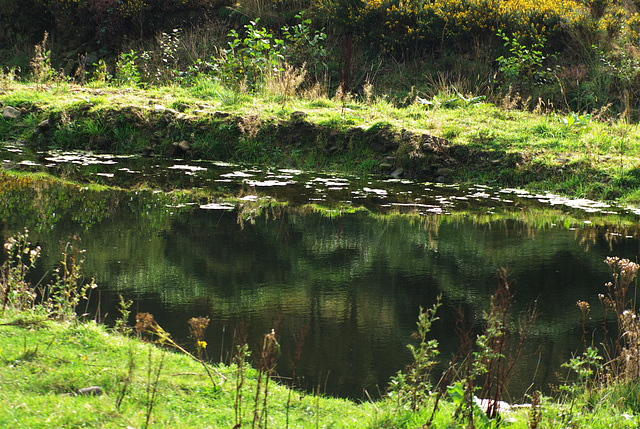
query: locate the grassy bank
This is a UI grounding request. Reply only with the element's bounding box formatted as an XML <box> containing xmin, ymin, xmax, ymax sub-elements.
<box><xmin>0</xmin><ymin>307</ymin><xmax>382</xmax><ymax>428</ymax></box>
<box><xmin>0</xmin><ymin>275</ymin><xmax>639</xmax><ymax>428</ymax></box>
<box><xmin>2</xmin><ymin>81</ymin><xmax>640</xmax><ymax>205</ymax></box>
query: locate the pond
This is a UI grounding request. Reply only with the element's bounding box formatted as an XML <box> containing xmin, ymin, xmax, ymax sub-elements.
<box><xmin>2</xmin><ymin>147</ymin><xmax>640</xmax><ymax>401</ymax></box>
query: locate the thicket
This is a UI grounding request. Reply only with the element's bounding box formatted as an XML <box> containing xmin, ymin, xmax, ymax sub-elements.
<box><xmin>3</xmin><ymin>0</ymin><xmax>640</xmax><ymax>119</ymax></box>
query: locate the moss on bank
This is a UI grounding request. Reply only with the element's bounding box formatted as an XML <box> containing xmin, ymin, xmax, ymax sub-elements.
<box><xmin>2</xmin><ymin>82</ymin><xmax>640</xmax><ymax>205</ymax></box>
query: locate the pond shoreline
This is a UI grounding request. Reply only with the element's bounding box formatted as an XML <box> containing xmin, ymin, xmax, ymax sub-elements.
<box><xmin>2</xmin><ymin>83</ymin><xmax>640</xmax><ymax>205</ymax></box>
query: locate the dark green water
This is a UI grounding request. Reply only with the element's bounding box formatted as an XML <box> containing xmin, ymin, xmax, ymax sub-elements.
<box><xmin>2</xmin><ymin>149</ymin><xmax>640</xmax><ymax>401</ymax></box>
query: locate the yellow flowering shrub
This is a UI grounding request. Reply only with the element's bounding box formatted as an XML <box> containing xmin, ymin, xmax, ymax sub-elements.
<box><xmin>624</xmin><ymin>12</ymin><xmax>640</xmax><ymax>45</ymax></box>
<box><xmin>316</xmin><ymin>0</ymin><xmax>578</xmax><ymax>56</ymax></box>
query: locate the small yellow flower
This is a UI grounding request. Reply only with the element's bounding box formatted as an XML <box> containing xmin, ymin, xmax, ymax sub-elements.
<box><xmin>197</xmin><ymin>340</ymin><xmax>207</xmax><ymax>349</ymax></box>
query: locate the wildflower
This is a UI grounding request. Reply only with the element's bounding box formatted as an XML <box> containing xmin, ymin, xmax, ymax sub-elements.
<box><xmin>197</xmin><ymin>340</ymin><xmax>207</xmax><ymax>349</ymax></box>
<box><xmin>577</xmin><ymin>300</ymin><xmax>590</xmax><ymax>313</ymax></box>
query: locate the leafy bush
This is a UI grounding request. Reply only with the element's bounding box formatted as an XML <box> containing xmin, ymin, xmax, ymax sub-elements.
<box><xmin>496</xmin><ymin>30</ymin><xmax>555</xmax><ymax>91</ymax></box>
<box><xmin>212</xmin><ymin>15</ymin><xmax>326</xmax><ymax>91</ymax></box>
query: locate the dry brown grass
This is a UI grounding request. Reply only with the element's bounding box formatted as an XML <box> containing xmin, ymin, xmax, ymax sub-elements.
<box><xmin>264</xmin><ymin>62</ymin><xmax>307</xmax><ymax>104</ymax></box>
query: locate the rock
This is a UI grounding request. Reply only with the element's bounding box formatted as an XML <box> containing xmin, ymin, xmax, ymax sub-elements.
<box><xmin>140</xmin><ymin>146</ymin><xmax>154</xmax><ymax>157</ymax></box>
<box><xmin>193</xmin><ymin>110</ymin><xmax>207</xmax><ymax>115</ymax></box>
<box><xmin>85</xmin><ymin>51</ymin><xmax>99</xmax><ymax>66</ymax></box>
<box><xmin>62</xmin><ymin>59</ymin><xmax>78</xmax><ymax>78</ymax></box>
<box><xmin>436</xmin><ymin>167</ymin><xmax>451</xmax><ymax>176</ymax></box>
<box><xmin>167</xmin><ymin>140</ymin><xmax>191</xmax><ymax>157</ymax></box>
<box><xmin>94</xmin><ymin>136</ymin><xmax>110</xmax><ymax>148</ymax></box>
<box><xmin>369</xmin><ymin>141</ymin><xmax>385</xmax><ymax>152</ymax></box>
<box><xmin>379</xmin><ymin>162</ymin><xmax>393</xmax><ymax>169</ymax></box>
<box><xmin>474</xmin><ymin>397</ymin><xmax>511</xmax><ymax>413</ymax></box>
<box><xmin>214</xmin><ymin>111</ymin><xmax>230</xmax><ymax>119</ymax></box>
<box><xmin>78</xmin><ymin>103</ymin><xmax>94</xmax><ymax>113</ymax></box>
<box><xmin>402</xmin><ymin>130</ymin><xmax>414</xmax><ymax>141</ymax></box>
<box><xmin>77</xmin><ymin>386</ymin><xmax>103</xmax><ymax>396</ymax></box>
<box><xmin>33</xmin><ymin>119</ymin><xmax>51</xmax><ymax>135</ymax></box>
<box><xmin>3</xmin><ymin>106</ymin><xmax>21</xmax><ymax>119</ymax></box>
<box><xmin>153</xmin><ymin>104</ymin><xmax>166</xmax><ymax>113</ymax></box>
<box><xmin>165</xmin><ymin>107</ymin><xmax>179</xmax><ymax>115</ymax></box>
<box><xmin>390</xmin><ymin>168</ymin><xmax>404</xmax><ymax>179</ymax></box>
<box><xmin>290</xmin><ymin>111</ymin><xmax>308</xmax><ymax>122</ymax></box>
<box><xmin>436</xmin><ymin>176</ymin><xmax>446</xmax><ymax>183</ymax></box>
<box><xmin>421</xmin><ymin>134</ymin><xmax>448</xmax><ymax>152</ymax></box>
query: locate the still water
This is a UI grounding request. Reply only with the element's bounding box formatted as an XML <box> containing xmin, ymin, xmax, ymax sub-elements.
<box><xmin>2</xmin><ymin>148</ymin><xmax>640</xmax><ymax>401</ymax></box>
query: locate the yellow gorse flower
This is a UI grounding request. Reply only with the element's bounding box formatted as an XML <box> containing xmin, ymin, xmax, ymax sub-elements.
<box><xmin>347</xmin><ymin>0</ymin><xmax>577</xmax><ymax>55</ymax></box>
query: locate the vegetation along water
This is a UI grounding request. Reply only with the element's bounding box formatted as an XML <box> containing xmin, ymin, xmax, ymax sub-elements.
<box><xmin>5</xmin><ymin>0</ymin><xmax>640</xmax><ymax>427</ymax></box>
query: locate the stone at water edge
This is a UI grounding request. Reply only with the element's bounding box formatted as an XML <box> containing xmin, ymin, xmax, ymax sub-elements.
<box><xmin>290</xmin><ymin>111</ymin><xmax>308</xmax><ymax>122</ymax></box>
<box><xmin>3</xmin><ymin>106</ymin><xmax>21</xmax><ymax>119</ymax></box>
<box><xmin>390</xmin><ymin>168</ymin><xmax>404</xmax><ymax>179</ymax></box>
<box><xmin>77</xmin><ymin>386</ymin><xmax>104</xmax><ymax>396</ymax></box>
<box><xmin>436</xmin><ymin>167</ymin><xmax>452</xmax><ymax>176</ymax></box>
<box><xmin>34</xmin><ymin>119</ymin><xmax>51</xmax><ymax>135</ymax></box>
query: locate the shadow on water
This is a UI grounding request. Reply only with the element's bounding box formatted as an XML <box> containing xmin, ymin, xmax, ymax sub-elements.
<box><xmin>2</xmin><ymin>148</ymin><xmax>640</xmax><ymax>400</ymax></box>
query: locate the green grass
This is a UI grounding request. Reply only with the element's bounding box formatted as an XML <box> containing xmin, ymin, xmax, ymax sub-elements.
<box><xmin>0</xmin><ymin>308</ymin><xmax>380</xmax><ymax>428</ymax></box>
<box><xmin>1</xmin><ymin>306</ymin><xmax>640</xmax><ymax>428</ymax></box>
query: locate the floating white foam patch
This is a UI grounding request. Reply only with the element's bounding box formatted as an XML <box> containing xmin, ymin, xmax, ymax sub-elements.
<box><xmin>19</xmin><ymin>160</ymin><xmax>40</xmax><ymax>166</ymax></box>
<box><xmin>200</xmin><ymin>203</ymin><xmax>235</xmax><ymax>210</ymax></box>
<box><xmin>470</xmin><ymin>192</ymin><xmax>490</xmax><ymax>198</ymax></box>
<box><xmin>44</xmin><ymin>152</ymin><xmax>120</xmax><ymax>165</ymax></box>
<box><xmin>363</xmin><ymin>187</ymin><xmax>387</xmax><ymax>196</ymax></box>
<box><xmin>500</xmin><ymin>188</ymin><xmax>531</xmax><ymax>195</ymax></box>
<box><xmin>239</xmin><ymin>195</ymin><xmax>259</xmax><ymax>201</ymax></box>
<box><xmin>245</xmin><ymin>180</ymin><xmax>294</xmax><ymax>187</ymax></box>
<box><xmin>96</xmin><ymin>173</ymin><xmax>114</xmax><ymax>178</ymax></box>
<box><xmin>169</xmin><ymin>164</ymin><xmax>207</xmax><ymax>172</ymax></box>
<box><xmin>309</xmin><ymin>177</ymin><xmax>350</xmax><ymax>187</ymax></box>
<box><xmin>211</xmin><ymin>161</ymin><xmax>236</xmax><ymax>167</ymax></box>
<box><xmin>118</xmin><ymin>168</ymin><xmax>138</xmax><ymax>174</ymax></box>
<box><xmin>221</xmin><ymin>171</ymin><xmax>254</xmax><ymax>178</ymax></box>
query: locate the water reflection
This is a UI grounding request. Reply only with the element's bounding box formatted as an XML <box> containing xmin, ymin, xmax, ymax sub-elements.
<box><xmin>2</xmin><ymin>151</ymin><xmax>640</xmax><ymax>400</ymax></box>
